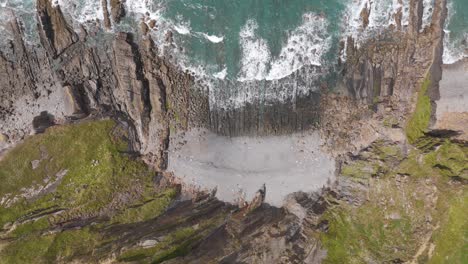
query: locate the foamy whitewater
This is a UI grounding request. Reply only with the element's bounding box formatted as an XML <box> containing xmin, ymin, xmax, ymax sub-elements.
<box><xmin>443</xmin><ymin>1</ymin><xmax>468</xmax><ymax>64</ymax></box>
<box><xmin>0</xmin><ymin>0</ymin><xmax>467</xmax><ymax>207</ymax></box>
<box><xmin>0</xmin><ymin>0</ymin><xmax>466</xmax><ymax>104</ymax></box>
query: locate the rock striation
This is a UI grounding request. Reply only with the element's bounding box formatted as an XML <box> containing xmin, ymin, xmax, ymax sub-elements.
<box><xmin>1</xmin><ymin>0</ymin><xmax>197</xmax><ymax>170</ymax></box>
<box><xmin>0</xmin><ymin>0</ymin><xmax>466</xmax><ymax>263</ymax></box>
<box><xmin>321</xmin><ymin>0</ymin><xmax>449</xmax><ymax>154</ymax></box>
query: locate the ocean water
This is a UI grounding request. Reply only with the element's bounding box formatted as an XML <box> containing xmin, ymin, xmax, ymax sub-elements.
<box><xmin>158</xmin><ymin>0</ymin><xmax>346</xmax><ymax>81</ymax></box>
<box><xmin>0</xmin><ymin>0</ymin><xmax>466</xmax><ymax>105</ymax></box>
<box><xmin>444</xmin><ymin>0</ymin><xmax>468</xmax><ymax>63</ymax></box>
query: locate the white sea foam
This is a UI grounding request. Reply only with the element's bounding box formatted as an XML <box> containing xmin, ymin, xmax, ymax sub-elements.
<box><xmin>238</xmin><ymin>19</ymin><xmax>271</xmax><ymax>81</ymax></box>
<box><xmin>421</xmin><ymin>0</ymin><xmax>434</xmax><ymax>30</ymax></box>
<box><xmin>174</xmin><ymin>23</ymin><xmax>191</xmax><ymax>35</ymax></box>
<box><xmin>344</xmin><ymin>0</ymin><xmax>403</xmax><ymax>41</ymax></box>
<box><xmin>238</xmin><ymin>13</ymin><xmax>330</xmax><ymax>82</ymax></box>
<box><xmin>201</xmin><ymin>33</ymin><xmax>224</xmax><ymax>43</ymax></box>
<box><xmin>267</xmin><ymin>13</ymin><xmax>330</xmax><ymax>80</ymax></box>
<box><xmin>125</xmin><ymin>0</ymin><xmax>158</xmax><ymax>18</ymax></box>
<box><xmin>213</xmin><ymin>68</ymin><xmax>227</xmax><ymax>79</ymax></box>
<box><xmin>443</xmin><ymin>1</ymin><xmax>467</xmax><ymax>64</ymax></box>
<box><xmin>343</xmin><ymin>0</ymin><xmax>434</xmax><ymax>51</ymax></box>
<box><xmin>56</xmin><ymin>0</ymin><xmax>104</xmax><ymax>24</ymax></box>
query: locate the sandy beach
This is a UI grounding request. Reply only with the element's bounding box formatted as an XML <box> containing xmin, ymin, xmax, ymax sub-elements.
<box><xmin>168</xmin><ymin>129</ymin><xmax>335</xmax><ymax>206</ymax></box>
<box><xmin>434</xmin><ymin>58</ymin><xmax>468</xmax><ymax>140</ymax></box>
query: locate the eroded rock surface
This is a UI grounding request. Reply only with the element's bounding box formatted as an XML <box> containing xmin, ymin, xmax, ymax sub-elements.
<box><xmin>0</xmin><ymin>0</ymin><xmax>466</xmax><ymax>263</ymax></box>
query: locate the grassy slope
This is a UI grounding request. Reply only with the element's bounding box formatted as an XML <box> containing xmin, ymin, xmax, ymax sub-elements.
<box><xmin>321</xmin><ymin>140</ymin><xmax>468</xmax><ymax>263</ymax></box>
<box><xmin>406</xmin><ymin>76</ymin><xmax>432</xmax><ymax>144</ymax></box>
<box><xmin>321</xmin><ymin>70</ymin><xmax>466</xmax><ymax>263</ymax></box>
<box><xmin>0</xmin><ymin>120</ymin><xmax>180</xmax><ymax>263</ymax></box>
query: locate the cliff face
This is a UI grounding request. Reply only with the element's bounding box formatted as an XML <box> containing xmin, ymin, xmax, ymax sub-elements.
<box><xmin>0</xmin><ymin>0</ymin><xmax>452</xmax><ymax>158</ymax></box>
<box><xmin>0</xmin><ymin>0</ymin><xmax>466</xmax><ymax>263</ymax></box>
<box><xmin>0</xmin><ymin>0</ymin><xmax>199</xmax><ymax>170</ymax></box>
<box><xmin>321</xmin><ymin>0</ymin><xmax>449</xmax><ymax>154</ymax></box>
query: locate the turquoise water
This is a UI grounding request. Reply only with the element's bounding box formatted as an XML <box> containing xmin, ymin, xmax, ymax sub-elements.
<box><xmin>160</xmin><ymin>0</ymin><xmax>346</xmax><ymax>79</ymax></box>
<box><xmin>444</xmin><ymin>0</ymin><xmax>468</xmax><ymax>63</ymax></box>
<box><xmin>0</xmin><ymin>0</ymin><xmax>466</xmax><ymax>85</ymax></box>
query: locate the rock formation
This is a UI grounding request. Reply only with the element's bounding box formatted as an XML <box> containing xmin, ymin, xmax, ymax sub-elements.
<box><xmin>0</xmin><ymin>0</ymin><xmax>466</xmax><ymax>263</ymax></box>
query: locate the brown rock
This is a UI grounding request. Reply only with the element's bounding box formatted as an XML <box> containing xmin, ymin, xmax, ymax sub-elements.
<box><xmin>36</xmin><ymin>0</ymin><xmax>78</xmax><ymax>57</ymax></box>
<box><xmin>148</xmin><ymin>19</ymin><xmax>157</xmax><ymax>29</ymax></box>
<box><xmin>165</xmin><ymin>30</ymin><xmax>173</xmax><ymax>43</ymax></box>
<box><xmin>101</xmin><ymin>0</ymin><xmax>112</xmax><ymax>29</ymax></box>
<box><xmin>360</xmin><ymin>3</ymin><xmax>371</xmax><ymax>29</ymax></box>
<box><xmin>110</xmin><ymin>0</ymin><xmax>126</xmax><ymax>24</ymax></box>
<box><xmin>140</xmin><ymin>21</ymin><xmax>149</xmax><ymax>36</ymax></box>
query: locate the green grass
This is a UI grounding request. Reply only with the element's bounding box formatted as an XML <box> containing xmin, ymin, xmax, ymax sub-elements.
<box><xmin>429</xmin><ymin>191</ymin><xmax>468</xmax><ymax>263</ymax></box>
<box><xmin>320</xmin><ymin>179</ymin><xmax>424</xmax><ymax>263</ymax></box>
<box><xmin>322</xmin><ymin>139</ymin><xmax>468</xmax><ymax>263</ymax></box>
<box><xmin>111</xmin><ymin>188</ymin><xmax>178</xmax><ymax>224</ymax></box>
<box><xmin>341</xmin><ymin>160</ymin><xmax>378</xmax><ymax>179</ymax></box>
<box><xmin>0</xmin><ymin>120</ymin><xmax>181</xmax><ymax>263</ymax></box>
<box><xmin>406</xmin><ymin>76</ymin><xmax>432</xmax><ymax>143</ymax></box>
<box><xmin>397</xmin><ymin>150</ymin><xmax>434</xmax><ymax>178</ymax></box>
<box><xmin>0</xmin><ymin>227</ymin><xmax>102</xmax><ymax>264</ymax></box>
<box><xmin>0</xmin><ymin>120</ymin><xmax>158</xmax><ymax>227</ymax></box>
<box><xmin>44</xmin><ymin>228</ymin><xmax>101</xmax><ymax>263</ymax></box>
<box><xmin>10</xmin><ymin>218</ymin><xmax>49</xmax><ymax>239</ymax></box>
<box><xmin>118</xmin><ymin>226</ymin><xmax>198</xmax><ymax>262</ymax></box>
<box><xmin>425</xmin><ymin>141</ymin><xmax>468</xmax><ymax>179</ymax></box>
<box><xmin>0</xmin><ymin>233</ymin><xmax>55</xmax><ymax>264</ymax></box>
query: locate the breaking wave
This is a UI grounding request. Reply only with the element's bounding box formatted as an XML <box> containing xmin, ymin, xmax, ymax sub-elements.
<box><xmin>443</xmin><ymin>0</ymin><xmax>468</xmax><ymax>64</ymax></box>
<box><xmin>0</xmin><ymin>0</ymin><xmax>466</xmax><ymax>108</ymax></box>
<box><xmin>237</xmin><ymin>13</ymin><xmax>330</xmax><ymax>82</ymax></box>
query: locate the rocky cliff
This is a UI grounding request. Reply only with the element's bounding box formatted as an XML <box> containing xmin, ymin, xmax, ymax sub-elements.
<box><xmin>0</xmin><ymin>0</ymin><xmax>466</xmax><ymax>263</ymax></box>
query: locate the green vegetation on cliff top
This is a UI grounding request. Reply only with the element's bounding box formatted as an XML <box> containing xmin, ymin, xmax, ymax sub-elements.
<box><xmin>0</xmin><ymin>120</ymin><xmax>158</xmax><ymax>227</ymax></box>
<box><xmin>406</xmin><ymin>76</ymin><xmax>432</xmax><ymax>143</ymax></box>
<box><xmin>324</xmin><ymin>138</ymin><xmax>467</xmax><ymax>263</ymax></box>
<box><xmin>0</xmin><ymin>120</ymin><xmax>184</xmax><ymax>263</ymax></box>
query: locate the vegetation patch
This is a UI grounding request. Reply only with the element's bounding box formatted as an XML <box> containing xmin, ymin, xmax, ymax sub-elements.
<box><xmin>406</xmin><ymin>76</ymin><xmax>432</xmax><ymax>143</ymax></box>
<box><xmin>425</xmin><ymin>141</ymin><xmax>468</xmax><ymax>179</ymax></box>
<box><xmin>111</xmin><ymin>188</ymin><xmax>178</xmax><ymax>224</ymax></box>
<box><xmin>321</xmin><ymin>176</ymin><xmax>428</xmax><ymax>263</ymax></box>
<box><xmin>0</xmin><ymin>120</ymin><xmax>159</xmax><ymax>227</ymax></box>
<box><xmin>322</xmin><ymin>139</ymin><xmax>468</xmax><ymax>263</ymax></box>
<box><xmin>0</xmin><ymin>120</ymin><xmax>182</xmax><ymax>263</ymax></box>
<box><xmin>429</xmin><ymin>191</ymin><xmax>468</xmax><ymax>263</ymax></box>
<box><xmin>118</xmin><ymin>226</ymin><xmax>199</xmax><ymax>262</ymax></box>
<box><xmin>341</xmin><ymin>160</ymin><xmax>378</xmax><ymax>179</ymax></box>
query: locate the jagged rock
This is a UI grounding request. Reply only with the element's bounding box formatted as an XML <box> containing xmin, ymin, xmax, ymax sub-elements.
<box><xmin>148</xmin><ymin>19</ymin><xmax>157</xmax><ymax>29</ymax></box>
<box><xmin>101</xmin><ymin>0</ymin><xmax>112</xmax><ymax>29</ymax></box>
<box><xmin>140</xmin><ymin>21</ymin><xmax>149</xmax><ymax>35</ymax></box>
<box><xmin>323</xmin><ymin>0</ymin><xmax>448</xmax><ymax>154</ymax></box>
<box><xmin>246</xmin><ymin>184</ymin><xmax>266</xmax><ymax>213</ymax></box>
<box><xmin>36</xmin><ymin>0</ymin><xmax>78</xmax><ymax>57</ymax></box>
<box><xmin>394</xmin><ymin>1</ymin><xmax>403</xmax><ymax>31</ymax></box>
<box><xmin>110</xmin><ymin>0</ymin><xmax>126</xmax><ymax>24</ymax></box>
<box><xmin>360</xmin><ymin>3</ymin><xmax>371</xmax><ymax>29</ymax></box>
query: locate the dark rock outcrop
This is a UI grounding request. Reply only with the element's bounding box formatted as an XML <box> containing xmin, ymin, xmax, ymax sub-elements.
<box><xmin>110</xmin><ymin>0</ymin><xmax>126</xmax><ymax>24</ymax></box>
<box><xmin>36</xmin><ymin>0</ymin><xmax>78</xmax><ymax>57</ymax></box>
<box><xmin>322</xmin><ymin>0</ymin><xmax>448</xmax><ymax>154</ymax></box>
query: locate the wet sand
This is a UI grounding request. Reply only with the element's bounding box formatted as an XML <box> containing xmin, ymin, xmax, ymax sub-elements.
<box><xmin>434</xmin><ymin>59</ymin><xmax>468</xmax><ymax>139</ymax></box>
<box><xmin>168</xmin><ymin>129</ymin><xmax>335</xmax><ymax>206</ymax></box>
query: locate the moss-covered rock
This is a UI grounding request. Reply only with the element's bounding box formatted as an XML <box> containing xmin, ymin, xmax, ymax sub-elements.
<box><xmin>0</xmin><ymin>120</ymin><xmax>190</xmax><ymax>263</ymax></box>
<box><xmin>406</xmin><ymin>76</ymin><xmax>432</xmax><ymax>144</ymax></box>
<box><xmin>322</xmin><ymin>138</ymin><xmax>468</xmax><ymax>263</ymax></box>
<box><xmin>0</xmin><ymin>120</ymin><xmax>162</xmax><ymax>228</ymax></box>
